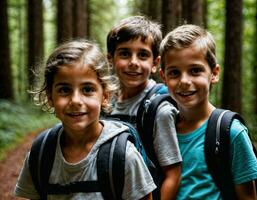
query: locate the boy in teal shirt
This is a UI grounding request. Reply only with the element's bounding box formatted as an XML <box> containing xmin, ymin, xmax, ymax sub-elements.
<box><xmin>160</xmin><ymin>24</ymin><xmax>257</xmax><ymax>199</ymax></box>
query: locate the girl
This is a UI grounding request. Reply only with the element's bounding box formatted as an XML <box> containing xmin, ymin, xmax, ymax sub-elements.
<box><xmin>14</xmin><ymin>40</ymin><xmax>156</xmax><ymax>200</ymax></box>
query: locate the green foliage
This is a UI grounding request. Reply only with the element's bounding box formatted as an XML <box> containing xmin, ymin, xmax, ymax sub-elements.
<box><xmin>207</xmin><ymin>0</ymin><xmax>225</xmax><ymax>107</ymax></box>
<box><xmin>0</xmin><ymin>100</ymin><xmax>58</xmax><ymax>159</ymax></box>
<box><xmin>8</xmin><ymin>0</ymin><xmax>27</xmax><ymax>102</ymax></box>
<box><xmin>43</xmin><ymin>0</ymin><xmax>57</xmax><ymax>59</ymax></box>
<box><xmin>242</xmin><ymin>0</ymin><xmax>256</xmax><ymax>115</ymax></box>
<box><xmin>89</xmin><ymin>0</ymin><xmax>131</xmax><ymax>51</ymax></box>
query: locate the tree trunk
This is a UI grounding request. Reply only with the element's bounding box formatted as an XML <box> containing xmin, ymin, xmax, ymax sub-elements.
<box><xmin>254</xmin><ymin>2</ymin><xmax>257</xmax><ymax>114</ymax></box>
<box><xmin>73</xmin><ymin>0</ymin><xmax>88</xmax><ymax>38</ymax></box>
<box><xmin>57</xmin><ymin>0</ymin><xmax>73</xmax><ymax>44</ymax></box>
<box><xmin>162</xmin><ymin>0</ymin><xmax>182</xmax><ymax>35</ymax></box>
<box><xmin>182</xmin><ymin>0</ymin><xmax>204</xmax><ymax>26</ymax></box>
<box><xmin>27</xmin><ymin>0</ymin><xmax>44</xmax><ymax>89</ymax></box>
<box><xmin>203</xmin><ymin>0</ymin><xmax>208</xmax><ymax>28</ymax></box>
<box><xmin>148</xmin><ymin>0</ymin><xmax>162</xmax><ymax>23</ymax></box>
<box><xmin>0</xmin><ymin>0</ymin><xmax>14</xmax><ymax>99</ymax></box>
<box><xmin>222</xmin><ymin>0</ymin><xmax>243</xmax><ymax>113</ymax></box>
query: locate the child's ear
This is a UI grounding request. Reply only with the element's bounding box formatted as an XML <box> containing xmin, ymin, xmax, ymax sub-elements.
<box><xmin>159</xmin><ymin>68</ymin><xmax>166</xmax><ymax>83</ymax></box>
<box><xmin>152</xmin><ymin>56</ymin><xmax>160</xmax><ymax>73</ymax></box>
<box><xmin>211</xmin><ymin>64</ymin><xmax>220</xmax><ymax>84</ymax></box>
<box><xmin>102</xmin><ymin>91</ymin><xmax>109</xmax><ymax>107</ymax></box>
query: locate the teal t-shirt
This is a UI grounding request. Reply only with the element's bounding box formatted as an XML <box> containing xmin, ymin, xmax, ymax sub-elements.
<box><xmin>176</xmin><ymin>119</ymin><xmax>257</xmax><ymax>200</ymax></box>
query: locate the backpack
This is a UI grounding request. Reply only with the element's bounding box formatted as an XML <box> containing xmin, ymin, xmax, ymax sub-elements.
<box><xmin>106</xmin><ymin>83</ymin><xmax>176</xmax><ymax>166</ymax></box>
<box><xmin>105</xmin><ymin>83</ymin><xmax>177</xmax><ymax>199</ymax></box>
<box><xmin>28</xmin><ymin>121</ymin><xmax>155</xmax><ymax>200</ymax></box>
<box><xmin>205</xmin><ymin>108</ymin><xmax>257</xmax><ymax>199</ymax></box>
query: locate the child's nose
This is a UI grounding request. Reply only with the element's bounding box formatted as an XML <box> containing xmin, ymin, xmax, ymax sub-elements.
<box><xmin>129</xmin><ymin>54</ymin><xmax>139</xmax><ymax>66</ymax></box>
<box><xmin>71</xmin><ymin>91</ymin><xmax>83</xmax><ymax>105</ymax></box>
<box><xmin>180</xmin><ymin>73</ymin><xmax>191</xmax><ymax>85</ymax></box>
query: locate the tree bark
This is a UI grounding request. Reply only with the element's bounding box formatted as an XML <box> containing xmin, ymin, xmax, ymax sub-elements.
<box><xmin>57</xmin><ymin>0</ymin><xmax>73</xmax><ymax>44</ymax></box>
<box><xmin>222</xmin><ymin>0</ymin><xmax>243</xmax><ymax>113</ymax></box>
<box><xmin>162</xmin><ymin>0</ymin><xmax>182</xmax><ymax>35</ymax></box>
<box><xmin>73</xmin><ymin>0</ymin><xmax>88</xmax><ymax>38</ymax></box>
<box><xmin>0</xmin><ymin>0</ymin><xmax>14</xmax><ymax>99</ymax></box>
<box><xmin>182</xmin><ymin>0</ymin><xmax>204</xmax><ymax>26</ymax></box>
<box><xmin>27</xmin><ymin>0</ymin><xmax>44</xmax><ymax>89</ymax></box>
<box><xmin>254</xmin><ymin>2</ymin><xmax>257</xmax><ymax>114</ymax></box>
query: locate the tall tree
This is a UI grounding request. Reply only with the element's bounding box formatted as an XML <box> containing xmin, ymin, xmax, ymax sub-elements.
<box><xmin>222</xmin><ymin>0</ymin><xmax>243</xmax><ymax>113</ymax></box>
<box><xmin>149</xmin><ymin>0</ymin><xmax>162</xmax><ymax>22</ymax></box>
<box><xmin>28</xmin><ymin>0</ymin><xmax>44</xmax><ymax>89</ymax></box>
<box><xmin>73</xmin><ymin>0</ymin><xmax>88</xmax><ymax>38</ymax></box>
<box><xmin>85</xmin><ymin>0</ymin><xmax>92</xmax><ymax>38</ymax></box>
<box><xmin>0</xmin><ymin>0</ymin><xmax>14</xmax><ymax>99</ymax></box>
<box><xmin>203</xmin><ymin>0</ymin><xmax>208</xmax><ymax>28</ymax></box>
<box><xmin>162</xmin><ymin>0</ymin><xmax>182</xmax><ymax>35</ymax></box>
<box><xmin>254</xmin><ymin>1</ymin><xmax>257</xmax><ymax>114</ymax></box>
<box><xmin>57</xmin><ymin>0</ymin><xmax>73</xmax><ymax>43</ymax></box>
<box><xmin>182</xmin><ymin>0</ymin><xmax>204</xmax><ymax>25</ymax></box>
<box><xmin>145</xmin><ymin>0</ymin><xmax>162</xmax><ymax>23</ymax></box>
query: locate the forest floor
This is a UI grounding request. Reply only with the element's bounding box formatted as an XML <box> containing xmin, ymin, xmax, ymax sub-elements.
<box><xmin>0</xmin><ymin>131</ymin><xmax>38</xmax><ymax>200</ymax></box>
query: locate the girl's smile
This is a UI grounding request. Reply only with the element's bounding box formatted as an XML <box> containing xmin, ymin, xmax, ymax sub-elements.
<box><xmin>48</xmin><ymin>63</ymin><xmax>107</xmax><ymax>135</ymax></box>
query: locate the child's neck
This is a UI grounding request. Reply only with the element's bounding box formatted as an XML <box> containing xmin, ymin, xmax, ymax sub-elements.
<box><xmin>119</xmin><ymin>82</ymin><xmax>148</xmax><ymax>100</ymax></box>
<box><xmin>177</xmin><ymin>102</ymin><xmax>215</xmax><ymax>134</ymax></box>
<box><xmin>61</xmin><ymin>122</ymin><xmax>103</xmax><ymax>163</ymax></box>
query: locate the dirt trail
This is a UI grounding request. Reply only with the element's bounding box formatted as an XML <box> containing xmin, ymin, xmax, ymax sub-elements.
<box><xmin>0</xmin><ymin>132</ymin><xmax>38</xmax><ymax>200</ymax></box>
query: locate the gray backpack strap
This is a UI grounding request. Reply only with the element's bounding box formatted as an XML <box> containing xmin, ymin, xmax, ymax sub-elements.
<box><xmin>97</xmin><ymin>131</ymin><xmax>131</xmax><ymax>200</ymax></box>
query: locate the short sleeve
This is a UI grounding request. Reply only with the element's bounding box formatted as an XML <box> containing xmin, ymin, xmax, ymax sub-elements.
<box><xmin>13</xmin><ymin>152</ymin><xmax>40</xmax><ymax>199</ymax></box>
<box><xmin>122</xmin><ymin>141</ymin><xmax>156</xmax><ymax>200</ymax></box>
<box><xmin>230</xmin><ymin>120</ymin><xmax>257</xmax><ymax>184</ymax></box>
<box><xmin>154</xmin><ymin>101</ymin><xmax>182</xmax><ymax>166</ymax></box>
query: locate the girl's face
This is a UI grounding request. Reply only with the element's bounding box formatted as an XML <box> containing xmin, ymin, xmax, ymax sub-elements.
<box><xmin>110</xmin><ymin>38</ymin><xmax>159</xmax><ymax>93</ymax></box>
<box><xmin>48</xmin><ymin>63</ymin><xmax>108</xmax><ymax>134</ymax></box>
<box><xmin>161</xmin><ymin>45</ymin><xmax>219</xmax><ymax>111</ymax></box>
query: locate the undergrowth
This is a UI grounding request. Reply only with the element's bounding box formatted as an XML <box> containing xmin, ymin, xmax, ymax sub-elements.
<box><xmin>0</xmin><ymin>99</ymin><xmax>58</xmax><ymax>160</ymax></box>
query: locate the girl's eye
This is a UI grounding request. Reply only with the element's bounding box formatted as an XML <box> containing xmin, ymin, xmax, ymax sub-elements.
<box><xmin>58</xmin><ymin>86</ymin><xmax>71</xmax><ymax>96</ymax></box>
<box><xmin>82</xmin><ymin>86</ymin><xmax>95</xmax><ymax>94</ymax></box>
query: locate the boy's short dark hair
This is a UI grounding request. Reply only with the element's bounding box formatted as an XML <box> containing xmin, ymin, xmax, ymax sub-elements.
<box><xmin>160</xmin><ymin>24</ymin><xmax>217</xmax><ymax>71</ymax></box>
<box><xmin>107</xmin><ymin>15</ymin><xmax>162</xmax><ymax>59</ymax></box>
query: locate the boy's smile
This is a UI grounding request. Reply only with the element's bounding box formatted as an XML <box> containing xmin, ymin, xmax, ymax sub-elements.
<box><xmin>110</xmin><ymin>38</ymin><xmax>159</xmax><ymax>98</ymax></box>
<box><xmin>162</xmin><ymin>45</ymin><xmax>219</xmax><ymax>110</ymax></box>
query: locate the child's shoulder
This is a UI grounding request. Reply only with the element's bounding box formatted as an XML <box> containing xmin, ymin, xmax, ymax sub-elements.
<box><xmin>230</xmin><ymin>118</ymin><xmax>247</xmax><ymax>133</ymax></box>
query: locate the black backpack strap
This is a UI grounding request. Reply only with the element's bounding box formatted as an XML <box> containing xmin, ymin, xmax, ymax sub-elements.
<box><xmin>29</xmin><ymin>123</ymin><xmax>62</xmax><ymax>199</ymax></box>
<box><xmin>97</xmin><ymin>131</ymin><xmax>131</xmax><ymax>200</ymax></box>
<box><xmin>136</xmin><ymin>83</ymin><xmax>164</xmax><ymax>133</ymax></box>
<box><xmin>205</xmin><ymin>108</ymin><xmax>246</xmax><ymax>199</ymax></box>
<box><xmin>136</xmin><ymin>84</ymin><xmax>176</xmax><ymax>165</ymax></box>
<box><xmin>46</xmin><ymin>181</ymin><xmax>100</xmax><ymax>194</ymax></box>
<box><xmin>141</xmin><ymin>94</ymin><xmax>176</xmax><ymax>166</ymax></box>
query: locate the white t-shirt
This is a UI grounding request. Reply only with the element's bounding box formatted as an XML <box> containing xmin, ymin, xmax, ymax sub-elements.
<box><xmin>14</xmin><ymin>120</ymin><xmax>156</xmax><ymax>200</ymax></box>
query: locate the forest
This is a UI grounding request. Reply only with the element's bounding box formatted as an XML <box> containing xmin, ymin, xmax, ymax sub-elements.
<box><xmin>0</xmin><ymin>0</ymin><xmax>256</xmax><ymax>154</ymax></box>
